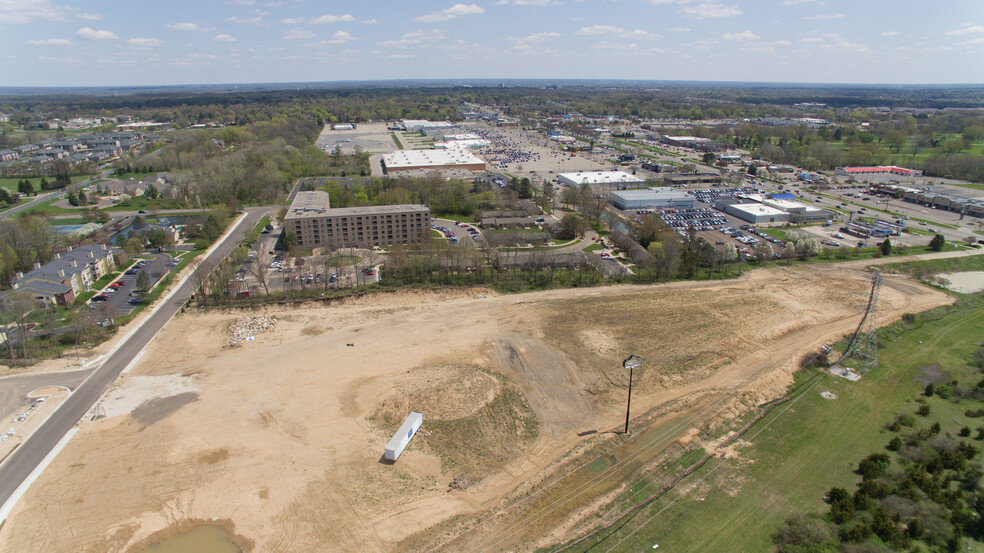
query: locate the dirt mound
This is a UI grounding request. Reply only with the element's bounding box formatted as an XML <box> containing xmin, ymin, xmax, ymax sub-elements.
<box><xmin>374</xmin><ymin>365</ymin><xmax>500</xmax><ymax>421</ymax></box>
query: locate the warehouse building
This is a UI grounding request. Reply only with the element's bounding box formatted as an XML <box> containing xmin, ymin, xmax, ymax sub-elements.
<box><xmin>715</xmin><ymin>200</ymin><xmax>788</xmax><ymax>225</ymax></box>
<box><xmin>610</xmin><ymin>188</ymin><xmax>696</xmax><ymax>210</ymax></box>
<box><xmin>558</xmin><ymin>170</ymin><xmax>645</xmax><ymax>189</ymax></box>
<box><xmin>381</xmin><ymin>149</ymin><xmax>487</xmax><ymax>173</ymax></box>
<box><xmin>284</xmin><ymin>191</ymin><xmax>430</xmax><ymax>248</ymax></box>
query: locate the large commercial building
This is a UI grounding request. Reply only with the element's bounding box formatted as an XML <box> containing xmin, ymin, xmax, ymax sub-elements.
<box><xmin>381</xmin><ymin>149</ymin><xmax>487</xmax><ymax>173</ymax></box>
<box><xmin>558</xmin><ymin>171</ymin><xmax>646</xmax><ymax>189</ymax></box>
<box><xmin>285</xmin><ymin>191</ymin><xmax>430</xmax><ymax>248</ymax></box>
<box><xmin>610</xmin><ymin>188</ymin><xmax>696</xmax><ymax>210</ymax></box>
<box><xmin>835</xmin><ymin>165</ymin><xmax>923</xmax><ymax>178</ymax></box>
<box><xmin>717</xmin><ymin>202</ymin><xmax>788</xmax><ymax>225</ymax></box>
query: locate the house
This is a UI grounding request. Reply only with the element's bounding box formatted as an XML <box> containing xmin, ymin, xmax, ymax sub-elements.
<box><xmin>10</xmin><ymin>244</ymin><xmax>120</xmax><ymax>306</ymax></box>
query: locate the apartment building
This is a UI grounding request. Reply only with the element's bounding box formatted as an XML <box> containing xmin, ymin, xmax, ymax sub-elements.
<box><xmin>284</xmin><ymin>191</ymin><xmax>430</xmax><ymax>248</ymax></box>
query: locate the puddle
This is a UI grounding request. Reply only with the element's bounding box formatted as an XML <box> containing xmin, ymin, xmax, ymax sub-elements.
<box><xmin>138</xmin><ymin>526</ymin><xmax>240</xmax><ymax>553</ymax></box>
<box><xmin>936</xmin><ymin>271</ymin><xmax>984</xmax><ymax>294</ymax></box>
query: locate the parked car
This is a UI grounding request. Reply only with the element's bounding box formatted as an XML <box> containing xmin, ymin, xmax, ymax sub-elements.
<box><xmin>92</xmin><ymin>294</ymin><xmax>109</xmax><ymax>302</ymax></box>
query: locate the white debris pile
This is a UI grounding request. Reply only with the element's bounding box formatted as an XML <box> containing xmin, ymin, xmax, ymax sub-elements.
<box><xmin>229</xmin><ymin>316</ymin><xmax>278</xmax><ymax>346</ymax></box>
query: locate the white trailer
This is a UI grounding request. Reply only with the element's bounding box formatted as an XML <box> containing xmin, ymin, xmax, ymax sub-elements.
<box><xmin>384</xmin><ymin>411</ymin><xmax>423</xmax><ymax>461</ymax></box>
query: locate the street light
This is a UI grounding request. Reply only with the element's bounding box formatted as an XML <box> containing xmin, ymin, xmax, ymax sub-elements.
<box><xmin>623</xmin><ymin>354</ymin><xmax>642</xmax><ymax>434</ymax></box>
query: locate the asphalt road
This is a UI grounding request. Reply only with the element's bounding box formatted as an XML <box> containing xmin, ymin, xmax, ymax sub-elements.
<box><xmin>0</xmin><ymin>369</ymin><xmax>94</xmax><ymax>422</ymax></box>
<box><xmin>0</xmin><ymin>206</ymin><xmax>271</xmax><ymax>518</ymax></box>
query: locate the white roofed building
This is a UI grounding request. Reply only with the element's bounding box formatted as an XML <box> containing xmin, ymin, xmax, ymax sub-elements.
<box><xmin>558</xmin><ymin>171</ymin><xmax>646</xmax><ymax>189</ymax></box>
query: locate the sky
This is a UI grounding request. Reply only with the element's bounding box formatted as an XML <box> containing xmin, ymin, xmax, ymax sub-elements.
<box><xmin>2</xmin><ymin>0</ymin><xmax>984</xmax><ymax>87</ymax></box>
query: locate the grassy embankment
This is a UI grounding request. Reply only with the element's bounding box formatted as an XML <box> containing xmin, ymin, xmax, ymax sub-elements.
<box><xmin>555</xmin><ymin>254</ymin><xmax>984</xmax><ymax>552</ymax></box>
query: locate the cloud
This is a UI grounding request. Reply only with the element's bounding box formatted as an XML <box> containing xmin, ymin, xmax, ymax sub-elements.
<box><xmin>774</xmin><ymin>39</ymin><xmax>791</xmax><ymax>46</ymax></box>
<box><xmin>74</xmin><ymin>11</ymin><xmax>102</xmax><ymax>21</ymax></box>
<box><xmin>575</xmin><ymin>25</ymin><xmax>658</xmax><ymax>39</ymax></box>
<box><xmin>77</xmin><ymin>27</ymin><xmax>118</xmax><ymax>40</ymax></box>
<box><xmin>958</xmin><ymin>36</ymin><xmax>984</xmax><ymax>46</ymax></box>
<box><xmin>362</xmin><ymin>18</ymin><xmax>378</xmax><ymax>24</ymax></box>
<box><xmin>310</xmin><ymin>13</ymin><xmax>354</xmax><ymax>24</ymax></box>
<box><xmin>281</xmin><ymin>17</ymin><xmax>304</xmax><ymax>24</ymax></box>
<box><xmin>27</xmin><ymin>38</ymin><xmax>73</xmax><ymax>45</ymax></box>
<box><xmin>723</xmin><ymin>30</ymin><xmax>759</xmax><ymax>40</ymax></box>
<box><xmin>682</xmin><ymin>3</ymin><xmax>742</xmax><ymax>19</ymax></box>
<box><xmin>284</xmin><ymin>28</ymin><xmax>315</xmax><ymax>40</ymax></box>
<box><xmin>127</xmin><ymin>37</ymin><xmax>162</xmax><ymax>48</ymax></box>
<box><xmin>946</xmin><ymin>25</ymin><xmax>984</xmax><ymax>36</ymax></box>
<box><xmin>669</xmin><ymin>26</ymin><xmax>691</xmax><ymax>32</ymax></box>
<box><xmin>0</xmin><ymin>0</ymin><xmax>69</xmax><ymax>23</ymax></box>
<box><xmin>413</xmin><ymin>3</ymin><xmax>484</xmax><ymax>23</ymax></box>
<box><xmin>214</xmin><ymin>33</ymin><xmax>237</xmax><ymax>42</ymax></box>
<box><xmin>880</xmin><ymin>31</ymin><xmax>900</xmax><ymax>37</ymax></box>
<box><xmin>378</xmin><ymin>28</ymin><xmax>444</xmax><ymax>47</ymax></box>
<box><xmin>519</xmin><ymin>31</ymin><xmax>561</xmax><ymax>41</ymax></box>
<box><xmin>782</xmin><ymin>0</ymin><xmax>817</xmax><ymax>5</ymax></box>
<box><xmin>327</xmin><ymin>30</ymin><xmax>354</xmax><ymax>43</ymax></box>
<box><xmin>227</xmin><ymin>16</ymin><xmax>262</xmax><ymax>25</ymax></box>
<box><xmin>803</xmin><ymin>13</ymin><xmax>844</xmax><ymax>20</ymax></box>
<box><xmin>166</xmin><ymin>22</ymin><xmax>206</xmax><ymax>31</ymax></box>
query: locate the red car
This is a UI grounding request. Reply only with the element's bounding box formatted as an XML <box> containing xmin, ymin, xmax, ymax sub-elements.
<box><xmin>110</xmin><ymin>282</ymin><xmax>124</xmax><ymax>288</ymax></box>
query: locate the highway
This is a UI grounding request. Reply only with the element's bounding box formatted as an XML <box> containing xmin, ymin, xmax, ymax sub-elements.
<box><xmin>0</xmin><ymin>206</ymin><xmax>271</xmax><ymax>520</ymax></box>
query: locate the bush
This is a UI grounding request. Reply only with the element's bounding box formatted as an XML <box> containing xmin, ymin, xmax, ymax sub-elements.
<box><xmin>917</xmin><ymin>404</ymin><xmax>931</xmax><ymax>417</ymax></box>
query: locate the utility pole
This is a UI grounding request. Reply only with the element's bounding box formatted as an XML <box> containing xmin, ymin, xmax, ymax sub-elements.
<box><xmin>623</xmin><ymin>354</ymin><xmax>642</xmax><ymax>434</ymax></box>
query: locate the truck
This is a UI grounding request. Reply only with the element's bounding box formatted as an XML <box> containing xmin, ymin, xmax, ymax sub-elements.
<box><xmin>384</xmin><ymin>411</ymin><xmax>423</xmax><ymax>461</ymax></box>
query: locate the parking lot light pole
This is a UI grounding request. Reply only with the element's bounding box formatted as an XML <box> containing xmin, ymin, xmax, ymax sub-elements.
<box><xmin>623</xmin><ymin>355</ymin><xmax>642</xmax><ymax>435</ymax></box>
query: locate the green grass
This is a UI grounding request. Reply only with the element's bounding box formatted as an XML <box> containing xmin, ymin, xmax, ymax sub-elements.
<box><xmin>22</xmin><ymin>199</ymin><xmax>83</xmax><ymax>215</ymax></box>
<box><xmin>325</xmin><ymin>255</ymin><xmax>360</xmax><ymax>267</ymax></box>
<box><xmin>882</xmin><ymin>252</ymin><xmax>984</xmax><ymax>276</ymax></box>
<box><xmin>569</xmin><ymin>291</ymin><xmax>984</xmax><ymax>553</ymax></box>
<box><xmin>390</xmin><ymin>132</ymin><xmax>404</xmax><ymax>150</ymax></box>
<box><xmin>583</xmin><ymin>243</ymin><xmax>604</xmax><ymax>253</ymax></box>
<box><xmin>117</xmin><ymin>249</ymin><xmax>206</xmax><ymax>322</ymax></box>
<box><xmin>241</xmin><ymin>215</ymin><xmax>271</xmax><ymax>247</ymax></box>
<box><xmin>0</xmin><ymin>175</ymin><xmax>90</xmax><ymax>194</ymax></box>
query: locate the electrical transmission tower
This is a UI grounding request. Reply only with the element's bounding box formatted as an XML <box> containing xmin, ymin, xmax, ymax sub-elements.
<box><xmin>845</xmin><ymin>271</ymin><xmax>882</xmax><ymax>375</ymax></box>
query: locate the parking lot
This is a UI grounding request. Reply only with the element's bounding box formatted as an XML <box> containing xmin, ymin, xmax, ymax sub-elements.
<box><xmin>89</xmin><ymin>253</ymin><xmax>172</xmax><ymax>316</ymax></box>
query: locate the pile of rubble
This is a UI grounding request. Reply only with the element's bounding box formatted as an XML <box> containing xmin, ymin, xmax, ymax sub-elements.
<box><xmin>447</xmin><ymin>477</ymin><xmax>476</xmax><ymax>492</ymax></box>
<box><xmin>228</xmin><ymin>316</ymin><xmax>278</xmax><ymax>346</ymax></box>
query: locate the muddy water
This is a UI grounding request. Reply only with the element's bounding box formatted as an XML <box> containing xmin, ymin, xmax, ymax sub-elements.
<box><xmin>139</xmin><ymin>526</ymin><xmax>240</xmax><ymax>553</ymax></box>
<box><xmin>937</xmin><ymin>271</ymin><xmax>984</xmax><ymax>294</ymax></box>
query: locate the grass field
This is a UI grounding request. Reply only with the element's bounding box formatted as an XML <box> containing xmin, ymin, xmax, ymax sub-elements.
<box><xmin>0</xmin><ymin>175</ymin><xmax>90</xmax><ymax>194</ymax></box>
<box><xmin>562</xmin><ymin>268</ymin><xmax>984</xmax><ymax>552</ymax></box>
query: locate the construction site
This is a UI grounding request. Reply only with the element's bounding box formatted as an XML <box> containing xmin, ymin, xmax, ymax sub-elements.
<box><xmin>0</xmin><ymin>264</ymin><xmax>953</xmax><ymax>553</ymax></box>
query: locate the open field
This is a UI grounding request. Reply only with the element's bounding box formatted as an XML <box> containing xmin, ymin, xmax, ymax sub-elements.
<box><xmin>565</xmin><ymin>288</ymin><xmax>984</xmax><ymax>552</ymax></box>
<box><xmin>0</xmin><ymin>264</ymin><xmax>953</xmax><ymax>552</ymax></box>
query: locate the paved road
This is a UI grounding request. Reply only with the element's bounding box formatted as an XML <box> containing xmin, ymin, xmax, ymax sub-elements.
<box><xmin>0</xmin><ymin>206</ymin><xmax>271</xmax><ymax>518</ymax></box>
<box><xmin>0</xmin><ymin>369</ymin><xmax>94</xmax><ymax>422</ymax></box>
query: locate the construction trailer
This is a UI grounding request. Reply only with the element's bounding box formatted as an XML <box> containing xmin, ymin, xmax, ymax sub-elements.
<box><xmin>384</xmin><ymin>411</ymin><xmax>423</xmax><ymax>461</ymax></box>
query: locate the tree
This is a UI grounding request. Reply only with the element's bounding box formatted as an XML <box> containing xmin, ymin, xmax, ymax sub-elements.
<box><xmin>0</xmin><ymin>188</ymin><xmax>11</xmax><ymax>204</ymax></box>
<box><xmin>39</xmin><ymin>177</ymin><xmax>49</xmax><ymax>190</ymax></box>
<box><xmin>929</xmin><ymin>233</ymin><xmax>945</xmax><ymax>251</ymax></box>
<box><xmin>144</xmin><ymin>183</ymin><xmax>160</xmax><ymax>199</ymax></box>
<box><xmin>17</xmin><ymin>180</ymin><xmax>32</xmax><ymax>196</ymax></box>
<box><xmin>747</xmin><ymin>164</ymin><xmax>757</xmax><ymax>176</ymax></box>
<box><xmin>281</xmin><ymin>230</ymin><xmax>298</xmax><ymax>249</ymax></box>
<box><xmin>67</xmin><ymin>191</ymin><xmax>79</xmax><ymax>206</ymax></box>
<box><xmin>135</xmin><ymin>270</ymin><xmax>151</xmax><ymax>291</ymax></box>
<box><xmin>879</xmin><ymin>238</ymin><xmax>892</xmax><ymax>256</ymax></box>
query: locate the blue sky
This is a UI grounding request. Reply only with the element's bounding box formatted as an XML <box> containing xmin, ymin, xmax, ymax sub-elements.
<box><xmin>2</xmin><ymin>0</ymin><xmax>984</xmax><ymax>87</ymax></box>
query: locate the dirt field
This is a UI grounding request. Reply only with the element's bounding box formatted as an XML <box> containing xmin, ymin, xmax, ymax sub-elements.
<box><xmin>0</xmin><ymin>265</ymin><xmax>953</xmax><ymax>553</ymax></box>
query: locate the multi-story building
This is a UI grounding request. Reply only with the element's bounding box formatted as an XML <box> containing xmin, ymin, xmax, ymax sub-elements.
<box><xmin>284</xmin><ymin>191</ymin><xmax>430</xmax><ymax>249</ymax></box>
<box><xmin>10</xmin><ymin>244</ymin><xmax>120</xmax><ymax>306</ymax></box>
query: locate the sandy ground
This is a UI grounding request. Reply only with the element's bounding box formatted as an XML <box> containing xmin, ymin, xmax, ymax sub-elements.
<box><xmin>0</xmin><ymin>388</ymin><xmax>70</xmax><ymax>465</ymax></box>
<box><xmin>936</xmin><ymin>271</ymin><xmax>984</xmax><ymax>294</ymax></box>
<box><xmin>0</xmin><ymin>265</ymin><xmax>953</xmax><ymax>553</ymax></box>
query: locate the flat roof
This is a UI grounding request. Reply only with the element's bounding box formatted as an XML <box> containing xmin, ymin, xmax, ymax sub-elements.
<box><xmin>382</xmin><ymin>149</ymin><xmax>486</xmax><ymax>169</ymax></box>
<box><xmin>319</xmin><ymin>204</ymin><xmax>429</xmax><ymax>217</ymax></box>
<box><xmin>285</xmin><ymin>191</ymin><xmax>331</xmax><ymax>219</ymax></box>
<box><xmin>402</xmin><ymin>119</ymin><xmax>454</xmax><ymax>129</ymax></box>
<box><xmin>610</xmin><ymin>187</ymin><xmax>690</xmax><ymax>200</ymax></box>
<box><xmin>728</xmin><ymin>204</ymin><xmax>786</xmax><ymax>216</ymax></box>
<box><xmin>559</xmin><ymin>171</ymin><xmax>645</xmax><ymax>185</ymax></box>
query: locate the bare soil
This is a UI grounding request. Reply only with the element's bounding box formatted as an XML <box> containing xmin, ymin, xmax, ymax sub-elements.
<box><xmin>0</xmin><ymin>265</ymin><xmax>953</xmax><ymax>553</ymax></box>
